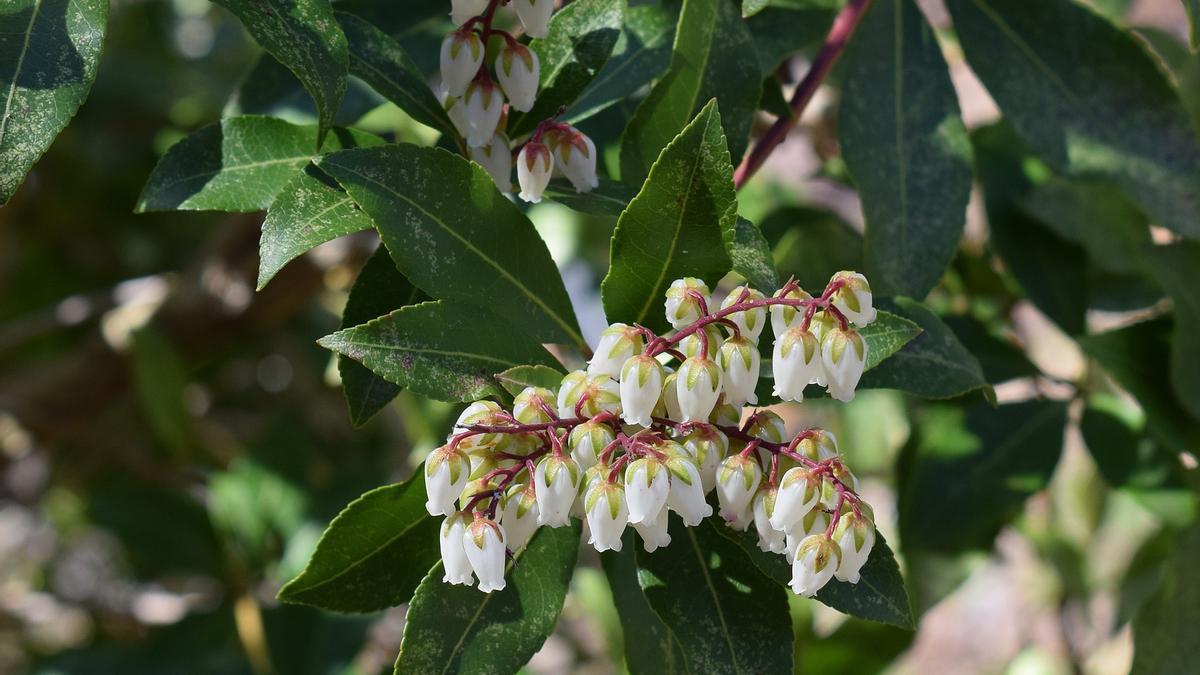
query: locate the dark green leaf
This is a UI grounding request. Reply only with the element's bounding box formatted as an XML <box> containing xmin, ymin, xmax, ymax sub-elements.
<box><xmin>0</xmin><ymin>0</ymin><xmax>107</xmax><ymax>205</ymax></box>
<box><xmin>209</xmin><ymin>459</ymin><xmax>307</xmax><ymax>570</ymax></box>
<box><xmin>338</xmin><ymin>12</ymin><xmax>456</xmax><ymax>137</ymax></box>
<box><xmin>1131</xmin><ymin>523</ymin><xmax>1200</xmax><ymax>675</ymax></box>
<box><xmin>214</xmin><ymin>0</ymin><xmax>348</xmax><ymax>144</ymax></box>
<box><xmin>495</xmin><ymin>365</ymin><xmax>565</xmax><ymax>396</ymax></box>
<box><xmin>901</xmin><ymin>401</ymin><xmax>1068</xmax><ymax>552</ymax></box>
<box><xmin>508</xmin><ymin>0</ymin><xmax>624</xmax><ymax>137</ymax></box>
<box><xmin>89</xmin><ymin>478</ymin><xmax>223</xmax><ymax>577</ymax></box>
<box><xmin>543</xmin><ymin>178</ymin><xmax>634</xmax><ymax>217</ymax></box>
<box><xmin>840</xmin><ymin>0</ymin><xmax>973</xmax><ymax>298</ymax></box>
<box><xmin>395</xmin><ymin>523</ymin><xmax>582</xmax><ymax>674</ymax></box>
<box><xmin>941</xmin><ymin>315</ymin><xmax>1039</xmax><ymax>384</ymax></box>
<box><xmin>319</xmin><ymin>300</ymin><xmax>561</xmax><ymax>403</ymax></box>
<box><xmin>945</xmin><ymin>0</ymin><xmax>1200</xmax><ymax>239</ymax></box>
<box><xmin>619</xmin><ymin>0</ymin><xmax>761</xmax><ymax>184</ymax></box>
<box><xmin>1143</xmin><ymin>243</ymin><xmax>1200</xmax><ymax>422</ymax></box>
<box><xmin>603</xmin><ymin>100</ymin><xmax>737</xmax><ymax>332</ymax></box>
<box><xmin>1020</xmin><ymin>179</ymin><xmax>1151</xmax><ymax>277</ymax></box>
<box><xmin>137</xmin><ymin>116</ymin><xmax>381</xmax><ymax>213</ymax></box>
<box><xmin>745</xmin><ymin>6</ymin><xmax>836</xmax><ymax>76</ymax></box>
<box><xmin>637</xmin><ymin>518</ymin><xmax>793</xmax><ymax>674</ymax></box>
<box><xmin>318</xmin><ymin>144</ymin><xmax>585</xmax><ymax>347</ymax></box>
<box><xmin>1186</xmin><ymin>0</ymin><xmax>1199</xmax><ymax>50</ymax></box>
<box><xmin>229</xmin><ymin>53</ymin><xmax>381</xmax><ymax>126</ymax></box>
<box><xmin>859</xmin><ymin>298</ymin><xmax>990</xmax><ymax>399</ymax></box>
<box><xmin>600</xmin><ymin>532</ymin><xmax>687</xmax><ymax>675</ymax></box>
<box><xmin>727</xmin><ymin>218</ymin><xmax>781</xmax><ymax>292</ymax></box>
<box><xmin>279</xmin><ymin>476</ymin><xmax>439</xmax><ymax>612</ymax></box>
<box><xmin>130</xmin><ymin>326</ymin><xmax>193</xmax><ymax>459</ymax></box>
<box><xmin>766</xmin><ymin>207</ymin><xmax>863</xmax><ymax>294</ymax></box>
<box><xmin>859</xmin><ymin>309</ymin><xmax>924</xmax><ymax>372</ymax></box>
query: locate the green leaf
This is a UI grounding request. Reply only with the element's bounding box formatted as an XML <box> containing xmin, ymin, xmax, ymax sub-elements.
<box><xmin>278</xmin><ymin>475</ymin><xmax>439</xmax><ymax>612</ymax></box>
<box><xmin>941</xmin><ymin>315</ymin><xmax>1039</xmax><ymax>384</ymax></box>
<box><xmin>1143</xmin><ymin>243</ymin><xmax>1200</xmax><ymax>423</ymax></box>
<box><xmin>840</xmin><ymin>0</ymin><xmax>973</xmax><ymax>298</ymax></box>
<box><xmin>395</xmin><ymin>523</ymin><xmax>581</xmax><ymax>674</ymax></box>
<box><xmin>130</xmin><ymin>326</ymin><xmax>193</xmax><ymax>460</ymax></box>
<box><xmin>727</xmin><ymin>218</ymin><xmax>781</xmax><ymax>292</ymax></box>
<box><xmin>0</xmin><ymin>0</ymin><xmax>107</xmax><ymax>205</ymax></box>
<box><xmin>319</xmin><ymin>300</ymin><xmax>561</xmax><ymax>403</ymax></box>
<box><xmin>745</xmin><ymin>5</ymin><xmax>836</xmax><ymax>76</ymax></box>
<box><xmin>1020</xmin><ymin>179</ymin><xmax>1151</xmax><ymax>277</ymax></box>
<box><xmin>603</xmin><ymin>100</ymin><xmax>737</xmax><ymax>332</ymax></box>
<box><xmin>507</xmin><ymin>0</ymin><xmax>624</xmax><ymax>137</ymax></box>
<box><xmin>495</xmin><ymin>365</ymin><xmax>565</xmax><ymax>397</ymax></box>
<box><xmin>228</xmin><ymin>53</ymin><xmax>381</xmax><ymax>126</ymax></box>
<box><xmin>637</xmin><ymin>518</ymin><xmax>794</xmax><ymax>674</ymax></box>
<box><xmin>859</xmin><ymin>298</ymin><xmax>990</xmax><ymax>399</ymax></box>
<box><xmin>945</xmin><ymin>0</ymin><xmax>1200</xmax><ymax>240</ymax></box>
<box><xmin>859</xmin><ymin>309</ymin><xmax>923</xmax><ymax>372</ymax></box>
<box><xmin>337</xmin><ymin>12</ymin><xmax>456</xmax><ymax>137</ymax></box>
<box><xmin>257</xmin><ymin>168</ymin><xmax>373</xmax><ymax>289</ymax></box>
<box><xmin>566</xmin><ymin>3</ymin><xmax>677</xmax><ymax>124</ymax></box>
<box><xmin>339</xmin><ymin>246</ymin><xmax>428</xmax><ymax>427</ymax></box>
<box><xmin>1186</xmin><ymin>0</ymin><xmax>1199</xmax><ymax>51</ymax></box>
<box><xmin>214</xmin><ymin>0</ymin><xmax>348</xmax><ymax>145</ymax></box>
<box><xmin>543</xmin><ymin>178</ymin><xmax>635</xmax><ymax>217</ymax></box>
<box><xmin>619</xmin><ymin>0</ymin><xmax>761</xmax><ymax>184</ymax></box>
<box><xmin>901</xmin><ymin>401</ymin><xmax>1068</xmax><ymax>553</ymax></box>
<box><xmin>765</xmin><ymin>207</ymin><xmax>864</xmax><ymax>294</ymax></box>
<box><xmin>600</xmin><ymin>532</ymin><xmax>687</xmax><ymax>675</ymax></box>
<box><xmin>137</xmin><ymin>116</ymin><xmax>381</xmax><ymax>213</ymax></box>
<box><xmin>714</xmin><ymin>525</ymin><xmax>914</xmax><ymax>628</ymax></box>
<box><xmin>1131</xmin><ymin>523</ymin><xmax>1200</xmax><ymax>675</ymax></box>
<box><xmin>318</xmin><ymin>144</ymin><xmax>584</xmax><ymax>347</ymax></box>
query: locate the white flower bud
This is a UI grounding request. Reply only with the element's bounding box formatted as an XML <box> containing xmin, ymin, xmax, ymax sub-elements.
<box><xmin>769</xmin><ymin>287</ymin><xmax>812</xmax><ymax>339</ymax></box>
<box><xmin>633</xmin><ymin>505</ymin><xmax>672</xmax><ymax>552</ymax></box>
<box><xmin>664</xmin><ymin>278</ymin><xmax>711</xmax><ymax>329</ymax></box>
<box><xmin>832</xmin><ymin>505</ymin><xmax>875</xmax><ymax>583</ymax></box>
<box><xmin>463</xmin><ymin>517</ymin><xmax>507</xmax><ymax>593</ymax></box>
<box><xmin>513</xmin><ymin>386</ymin><xmax>556</xmax><ymax>424</ymax></box>
<box><xmin>424</xmin><ymin>446</ymin><xmax>471</xmax><ymax>516</ymax></box>
<box><xmin>462</xmin><ymin>81</ymin><xmax>504</xmax><ymax>148</ymax></box>
<box><xmin>661</xmin><ymin>372</ymin><xmax>683</xmax><ymax>422</ymax></box>
<box><xmin>588</xmin><ymin>323</ymin><xmax>645</xmax><ymax>378</ymax></box>
<box><xmin>716</xmin><ymin>454</ymin><xmax>761</xmax><ymax>524</ymax></box>
<box><xmin>772</xmin><ymin>326</ymin><xmax>822</xmax><ymax>402</ymax></box>
<box><xmin>829</xmin><ymin>271</ymin><xmax>877</xmax><ymax>327</ymax></box>
<box><xmin>620</xmin><ymin>354</ymin><xmax>665</xmax><ymax>427</ymax></box>
<box><xmin>446</xmin><ymin>96</ymin><xmax>471</xmax><ymax>139</ymax></box>
<box><xmin>677</xmin><ymin>356</ymin><xmax>722</xmax><ymax>423</ymax></box>
<box><xmin>439</xmin><ymin>30</ymin><xmax>484</xmax><ymax>98</ymax></box>
<box><xmin>500</xmin><ymin>484</ymin><xmax>540</xmax><ymax>552</ymax></box>
<box><xmin>468</xmin><ymin>132</ymin><xmax>513</xmax><ymax>192</ymax></box>
<box><xmin>720</xmin><ymin>286</ymin><xmax>767</xmax><ymax>342</ymax></box>
<box><xmin>711</xmin><ymin>402</ymin><xmax>741</xmax><ymax>427</ymax></box>
<box><xmin>786</xmin><ymin>508</ymin><xmax>831</xmax><ymax>561</ymax></box>
<box><xmin>534</xmin><ymin>455</ymin><xmax>581</xmax><ymax>527</ymax></box>
<box><xmin>450</xmin><ymin>0</ymin><xmax>489</xmax><ymax>24</ymax></box>
<box><xmin>495</xmin><ymin>43</ymin><xmax>540</xmax><ymax>112</ymax></box>
<box><xmin>770</xmin><ymin>467</ymin><xmax>822</xmax><ymax>532</ymax></box>
<box><xmin>575</xmin><ymin>374</ymin><xmax>622</xmax><ymax>418</ymax></box>
<box><xmin>517</xmin><ymin>141</ymin><xmax>553</xmax><ymax>203</ymax></box>
<box><xmin>550</xmin><ymin>129</ymin><xmax>599</xmax><ymax>193</ymax></box>
<box><xmin>440</xmin><ymin>512</ymin><xmax>475</xmax><ymax>586</ymax></box>
<box><xmin>679</xmin><ymin>325</ymin><xmax>722</xmax><ymax>360</ymax></box>
<box><xmin>796</xmin><ymin>429</ymin><xmax>839</xmax><ymax>463</ymax></box>
<box><xmin>718</xmin><ymin>335</ymin><xmax>760</xmax><ymax>407</ymax></box>
<box><xmin>556</xmin><ymin>370</ymin><xmax>587</xmax><ymax>418</ymax></box>
<box><xmin>752</xmin><ymin>486</ymin><xmax>787</xmax><ymax>554</ymax></box>
<box><xmin>790</xmin><ymin>535</ymin><xmax>841</xmax><ymax>597</ymax></box>
<box><xmin>624</xmin><ymin>457</ymin><xmax>669</xmax><ymax>525</ymax></box>
<box><xmin>681</xmin><ymin>426</ymin><xmax>727</xmax><ymax>493</ymax></box>
<box><xmin>664</xmin><ymin>455</ymin><xmax>712</xmax><ymax>526</ymax></box>
<box><xmin>585</xmin><ymin>482</ymin><xmax>628</xmax><ymax>552</ymax></box>
<box><xmin>449</xmin><ymin>400</ymin><xmax>503</xmax><ymax>449</ymax></box>
<box><xmin>513</xmin><ymin>0</ymin><xmax>554</xmax><ymax>39</ymax></box>
<box><xmin>569</xmin><ymin>420</ymin><xmax>614</xmax><ymax>471</ymax></box>
<box><xmin>821</xmin><ymin>327</ymin><xmax>867</xmax><ymax>403</ymax></box>
<box><xmin>820</xmin><ymin>463</ymin><xmax>860</xmax><ymax>510</ymax></box>
<box><xmin>747</xmin><ymin>410</ymin><xmax>787</xmax><ymax>444</ymax></box>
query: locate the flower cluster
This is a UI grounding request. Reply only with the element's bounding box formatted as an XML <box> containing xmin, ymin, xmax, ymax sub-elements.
<box><xmin>436</xmin><ymin>0</ymin><xmax>599</xmax><ymax>201</ymax></box>
<box><xmin>425</xmin><ymin>271</ymin><xmax>879</xmax><ymax>597</ymax></box>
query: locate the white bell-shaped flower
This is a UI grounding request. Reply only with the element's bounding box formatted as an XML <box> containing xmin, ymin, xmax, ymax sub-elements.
<box><xmin>676</xmin><ymin>356</ymin><xmax>722</xmax><ymax>423</ymax></box>
<box><xmin>495</xmin><ymin>43</ymin><xmax>540</xmax><ymax>112</ymax></box>
<box><xmin>770</xmin><ymin>467</ymin><xmax>822</xmax><ymax>532</ymax></box>
<box><xmin>445</xmin><ymin>96</ymin><xmax>471</xmax><ymax>140</ymax></box>
<box><xmin>718</xmin><ymin>335</ymin><xmax>760</xmax><ymax>407</ymax></box>
<box><xmin>633</xmin><ymin>505</ymin><xmax>671</xmax><ymax>552</ymax></box>
<box><xmin>711</xmin><ymin>403</ymin><xmax>741</xmax><ymax>427</ymax></box>
<box><xmin>513</xmin><ymin>0</ymin><xmax>554</xmax><ymax>38</ymax></box>
<box><xmin>715</xmin><ymin>454</ymin><xmax>761</xmax><ymax>523</ymax></box>
<box><xmin>624</xmin><ymin>457</ymin><xmax>669</xmax><ymax>525</ymax></box>
<box><xmin>575</xmin><ymin>374</ymin><xmax>622</xmax><ymax>418</ymax></box>
<box><xmin>665</xmin><ymin>455</ymin><xmax>711</xmax><ymax>526</ymax></box>
<box><xmin>797</xmin><ymin>429</ymin><xmax>840</xmax><ymax>463</ymax></box>
<box><xmin>568</xmin><ymin>420</ymin><xmax>614</xmax><ymax>471</ymax></box>
<box><xmin>829</xmin><ymin>271</ymin><xmax>877</xmax><ymax>328</ymax></box>
<box><xmin>449</xmin><ymin>400</ymin><xmax>503</xmax><ymax>447</ymax></box>
<box><xmin>769</xmin><ymin>287</ymin><xmax>812</xmax><ymax>339</ymax></box>
<box><xmin>681</xmin><ymin>426</ymin><xmax>727</xmax><ymax>493</ymax></box>
<box><xmin>664</xmin><ymin>278</ymin><xmax>711</xmax><ymax>329</ymax></box>
<box><xmin>534</xmin><ymin>455</ymin><xmax>581</xmax><ymax>527</ymax></box>
<box><xmin>468</xmin><ymin>132</ymin><xmax>513</xmax><ymax>192</ymax></box>
<box><xmin>752</xmin><ymin>486</ymin><xmax>787</xmax><ymax>554</ymax></box>
<box><xmin>747</xmin><ymin>410</ymin><xmax>787</xmax><ymax>444</ymax></box>
<box><xmin>585</xmin><ymin>482</ymin><xmax>628</xmax><ymax>552</ymax></box>
<box><xmin>789</xmin><ymin>508</ymin><xmax>832</xmax><ymax>545</ymax></box>
<box><xmin>619</xmin><ymin>354</ymin><xmax>665</xmax><ymax>427</ymax></box>
<box><xmin>679</xmin><ymin>324</ymin><xmax>722</xmax><ymax>361</ymax></box>
<box><xmin>424</xmin><ymin>446</ymin><xmax>470</xmax><ymax>516</ymax></box>
<box><xmin>439</xmin><ymin>30</ymin><xmax>484</xmax><ymax>98</ymax></box>
<box><xmin>512</xmin><ymin>386</ymin><xmax>555</xmax><ymax>424</ymax></box>
<box><xmin>462</xmin><ymin>80</ymin><xmax>504</xmax><ymax>148</ymax></box>
<box><xmin>556</xmin><ymin>370</ymin><xmax>587</xmax><ymax>418</ymax></box>
<box><xmin>551</xmin><ymin>129</ymin><xmax>599</xmax><ymax>193</ymax></box>
<box><xmin>820</xmin><ymin>463</ymin><xmax>860</xmax><ymax>510</ymax></box>
<box><xmin>832</xmin><ymin>504</ymin><xmax>875</xmax><ymax>583</ymax></box>
<box><xmin>772</xmin><ymin>325</ymin><xmax>822</xmax><ymax>402</ymax></box>
<box><xmin>660</xmin><ymin>372</ymin><xmax>683</xmax><ymax>422</ymax></box>
<box><xmin>821</xmin><ymin>327</ymin><xmax>867</xmax><ymax>403</ymax></box>
<box><xmin>517</xmin><ymin>141</ymin><xmax>553</xmax><ymax>203</ymax></box>
<box><xmin>463</xmin><ymin>517</ymin><xmax>507</xmax><ymax>593</ymax></box>
<box><xmin>588</xmin><ymin>323</ymin><xmax>645</xmax><ymax>378</ymax></box>
<box><xmin>790</xmin><ymin>535</ymin><xmax>841</xmax><ymax>597</ymax></box>
<box><xmin>450</xmin><ymin>0</ymin><xmax>489</xmax><ymax>24</ymax></box>
<box><xmin>440</xmin><ymin>512</ymin><xmax>475</xmax><ymax>586</ymax></box>
<box><xmin>500</xmin><ymin>483</ymin><xmax>540</xmax><ymax>552</ymax></box>
<box><xmin>720</xmin><ymin>286</ymin><xmax>767</xmax><ymax>342</ymax></box>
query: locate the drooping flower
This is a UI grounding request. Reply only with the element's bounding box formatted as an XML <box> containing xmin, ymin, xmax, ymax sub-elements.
<box><xmin>512</xmin><ymin>386</ymin><xmax>556</xmax><ymax>424</ymax></box>
<box><xmin>467</xmin><ymin>132</ymin><xmax>513</xmax><ymax>192</ymax></box>
<box><xmin>665</xmin><ymin>454</ymin><xmax>712</xmax><ymax>526</ymax></box>
<box><xmin>495</xmin><ymin>42</ymin><xmax>540</xmax><ymax>112</ymax></box>
<box><xmin>534</xmin><ymin>455</ymin><xmax>581</xmax><ymax>527</ymax></box>
<box><xmin>677</xmin><ymin>356</ymin><xmax>722</xmax><ymax>423</ymax></box>
<box><xmin>718</xmin><ymin>335</ymin><xmax>760</xmax><ymax>407</ymax></box>
<box><xmin>500</xmin><ymin>483</ymin><xmax>540</xmax><ymax>552</ymax></box>
<box><xmin>796</xmin><ymin>429</ymin><xmax>840</xmax><ymax>463</ymax></box>
<box><xmin>624</xmin><ymin>457</ymin><xmax>669</xmax><ymax>525</ymax></box>
<box><xmin>462</xmin><ymin>80</ymin><xmax>504</xmax><ymax>148</ymax></box>
<box><xmin>440</xmin><ymin>512</ymin><xmax>475</xmax><ymax>586</ymax></box>
<box><xmin>770</xmin><ymin>467</ymin><xmax>822</xmax><ymax>532</ymax></box>
<box><xmin>829</xmin><ymin>271</ymin><xmax>877</xmax><ymax>328</ymax></box>
<box><xmin>752</xmin><ymin>486</ymin><xmax>787</xmax><ymax>554</ymax></box>
<box><xmin>664</xmin><ymin>278</ymin><xmax>711</xmax><ymax>329</ymax></box>
<box><xmin>568</xmin><ymin>419</ymin><xmax>615</xmax><ymax>471</ymax></box>
<box><xmin>716</xmin><ymin>454</ymin><xmax>761</xmax><ymax>524</ymax></box>
<box><xmin>424</xmin><ymin>445</ymin><xmax>470</xmax><ymax>516</ymax></box>
<box><xmin>512</xmin><ymin>0</ymin><xmax>555</xmax><ymax>38</ymax></box>
<box><xmin>772</xmin><ymin>325</ymin><xmax>822</xmax><ymax>402</ymax></box>
<box><xmin>588</xmin><ymin>323</ymin><xmax>645</xmax><ymax>378</ymax></box>
<box><xmin>720</xmin><ymin>285</ymin><xmax>767</xmax><ymax>342</ymax></box>
<box><xmin>517</xmin><ymin>141</ymin><xmax>553</xmax><ymax>203</ymax></box>
<box><xmin>463</xmin><ymin>516</ymin><xmax>507</xmax><ymax>593</ymax></box>
<box><xmin>550</xmin><ymin>129</ymin><xmax>599</xmax><ymax>193</ymax></box>
<box><xmin>633</xmin><ymin>506</ymin><xmax>672</xmax><ymax>552</ymax></box>
<box><xmin>769</xmin><ymin>287</ymin><xmax>812</xmax><ymax>339</ymax></box>
<box><xmin>832</xmin><ymin>504</ymin><xmax>875</xmax><ymax>583</ymax></box>
<box><xmin>585</xmin><ymin>481</ymin><xmax>629</xmax><ymax>552</ymax></box>
<box><xmin>619</xmin><ymin>354</ymin><xmax>665</xmax><ymax>427</ymax></box>
<box><xmin>790</xmin><ymin>535</ymin><xmax>841</xmax><ymax>597</ymax></box>
<box><xmin>450</xmin><ymin>0</ymin><xmax>489</xmax><ymax>25</ymax></box>
<box><xmin>439</xmin><ymin>30</ymin><xmax>484</xmax><ymax>97</ymax></box>
<box><xmin>680</xmin><ymin>425</ymin><xmax>727</xmax><ymax>492</ymax></box>
<box><xmin>821</xmin><ymin>327</ymin><xmax>867</xmax><ymax>403</ymax></box>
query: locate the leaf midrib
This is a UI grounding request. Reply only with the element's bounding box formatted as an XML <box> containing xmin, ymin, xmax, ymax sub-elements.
<box><xmin>0</xmin><ymin>0</ymin><xmax>42</xmax><ymax>150</ymax></box>
<box><xmin>331</xmin><ymin>337</ymin><xmax>531</xmax><ymax>369</ymax></box>
<box><xmin>349</xmin><ymin>45</ymin><xmax>449</xmax><ymax>134</ymax></box>
<box><xmin>686</xmin><ymin>527</ymin><xmax>745</xmax><ymax>674</ymax></box>
<box><xmin>891</xmin><ymin>0</ymin><xmax>910</xmax><ymax>270</ymax></box>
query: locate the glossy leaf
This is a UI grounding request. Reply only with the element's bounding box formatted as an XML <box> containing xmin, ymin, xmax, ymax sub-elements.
<box><xmin>859</xmin><ymin>298</ymin><xmax>990</xmax><ymax>399</ymax></box>
<box><xmin>765</xmin><ymin>207</ymin><xmax>864</xmax><ymax>294</ymax></box>
<box><xmin>745</xmin><ymin>5</ymin><xmax>835</xmax><ymax>76</ymax></box>
<box><xmin>137</xmin><ymin>116</ymin><xmax>381</xmax><ymax>213</ymax></box>
<box><xmin>601</xmin><ymin>532</ymin><xmax>687</xmax><ymax>675</ymax></box>
<box><xmin>0</xmin><ymin>0</ymin><xmax>107</xmax><ymax>205</ymax></box>
<box><xmin>603</xmin><ymin>101</ymin><xmax>737</xmax><ymax>332</ymax></box>
<box><xmin>727</xmin><ymin>218</ymin><xmax>781</xmax><ymax>293</ymax></box>
<box><xmin>318</xmin><ymin>144</ymin><xmax>585</xmax><ymax>347</ymax></box>
<box><xmin>543</xmin><ymin>178</ymin><xmax>634</xmax><ymax>217</ymax></box>
<box><xmin>637</xmin><ymin>518</ymin><xmax>794</xmax><ymax>674</ymax></box>
<box><xmin>395</xmin><ymin>523</ymin><xmax>581</xmax><ymax>674</ymax></box>
<box><xmin>495</xmin><ymin>365</ymin><xmax>565</xmax><ymax>397</ymax></box>
<box><xmin>319</xmin><ymin>300</ymin><xmax>561</xmax><ymax>403</ymax></box>
<box><xmin>1143</xmin><ymin>243</ymin><xmax>1200</xmax><ymax>422</ymax></box>
<box><xmin>1131</xmin><ymin>523</ymin><xmax>1200</xmax><ymax>675</ymax></box>
<box><xmin>214</xmin><ymin>0</ymin><xmax>348</xmax><ymax>144</ymax></box>
<box><xmin>278</xmin><ymin>476</ymin><xmax>439</xmax><ymax>612</ymax></box>
<box><xmin>229</xmin><ymin>53</ymin><xmax>380</xmax><ymax>126</ymax></box>
<box><xmin>858</xmin><ymin>309</ymin><xmax>923</xmax><ymax>372</ymax></box>
<box><xmin>619</xmin><ymin>0</ymin><xmax>761</xmax><ymax>183</ymax></box>
<box><xmin>840</xmin><ymin>0</ymin><xmax>973</xmax><ymax>298</ymax></box>
<box><xmin>508</xmin><ymin>0</ymin><xmax>623</xmax><ymax>137</ymax></box>
<box><xmin>945</xmin><ymin>0</ymin><xmax>1200</xmax><ymax>239</ymax></box>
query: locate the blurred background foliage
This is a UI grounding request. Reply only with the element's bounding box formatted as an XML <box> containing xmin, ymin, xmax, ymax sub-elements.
<box><xmin>1</xmin><ymin>0</ymin><xmax>1198</xmax><ymax>673</ymax></box>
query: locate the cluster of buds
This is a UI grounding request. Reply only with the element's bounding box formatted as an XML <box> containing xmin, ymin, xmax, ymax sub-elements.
<box><xmin>424</xmin><ymin>271</ymin><xmax>879</xmax><ymax>597</ymax></box>
<box><xmin>436</xmin><ymin>0</ymin><xmax>599</xmax><ymax>201</ymax></box>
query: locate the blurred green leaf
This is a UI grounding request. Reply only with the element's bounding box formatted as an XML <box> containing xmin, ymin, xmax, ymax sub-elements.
<box><xmin>619</xmin><ymin>0</ymin><xmax>760</xmax><ymax>183</ymax></box>
<box><xmin>728</xmin><ymin>217</ymin><xmax>781</xmax><ymax>292</ymax></box>
<box><xmin>209</xmin><ymin>459</ymin><xmax>308</xmax><ymax>571</ymax></box>
<box><xmin>744</xmin><ymin>5</ymin><xmax>835</xmax><ymax>75</ymax></box>
<box><xmin>89</xmin><ymin>479</ymin><xmax>224</xmax><ymax>577</ymax></box>
<box><xmin>859</xmin><ymin>298</ymin><xmax>990</xmax><ymax>399</ymax></box>
<box><xmin>543</xmin><ymin>177</ymin><xmax>634</xmax><ymax>217</ymax></box>
<box><xmin>603</xmin><ymin>101</ymin><xmax>736</xmax><ymax>332</ymax></box>
<box><xmin>496</xmin><ymin>364</ymin><xmax>565</xmax><ymax>396</ymax></box>
<box><xmin>766</xmin><ymin>207</ymin><xmax>863</xmax><ymax>293</ymax></box>
<box><xmin>941</xmin><ymin>315</ymin><xmax>1038</xmax><ymax>384</ymax></box>
<box><xmin>1185</xmin><ymin>0</ymin><xmax>1199</xmax><ymax>50</ymax></box>
<box><xmin>1020</xmin><ymin>179</ymin><xmax>1151</xmax><ymax>277</ymax></box>
<box><xmin>1132</xmin><ymin>522</ymin><xmax>1200</xmax><ymax>674</ymax></box>
<box><xmin>0</xmin><ymin>0</ymin><xmax>107</xmax><ymax>205</ymax></box>
<box><xmin>1143</xmin><ymin>243</ymin><xmax>1200</xmax><ymax>423</ymax></box>
<box><xmin>130</xmin><ymin>325</ymin><xmax>193</xmax><ymax>460</ymax></box>
<box><xmin>840</xmin><ymin>0</ymin><xmax>973</xmax><ymax>299</ymax></box>
<box><xmin>395</xmin><ymin>523</ymin><xmax>582</xmax><ymax>674</ymax></box>
<box><xmin>601</xmin><ymin>532</ymin><xmax>687</xmax><ymax>675</ymax></box>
